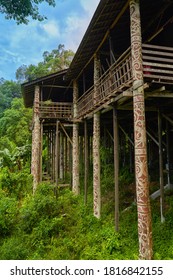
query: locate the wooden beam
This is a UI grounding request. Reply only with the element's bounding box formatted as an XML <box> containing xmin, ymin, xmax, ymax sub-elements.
<box><xmin>158</xmin><ymin>109</ymin><xmax>165</xmax><ymax>223</ymax></box>
<box><xmin>113</xmin><ymin>107</ymin><xmax>119</xmax><ymax>232</ymax></box>
<box><xmin>84</xmin><ymin>120</ymin><xmax>88</xmax><ymax>205</ymax></box>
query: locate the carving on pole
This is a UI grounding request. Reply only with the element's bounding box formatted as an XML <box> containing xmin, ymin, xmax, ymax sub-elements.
<box><xmin>31</xmin><ymin>85</ymin><xmax>41</xmax><ymax>193</ymax></box>
<box><xmin>72</xmin><ymin>80</ymin><xmax>80</xmax><ymax>195</ymax></box>
<box><xmin>130</xmin><ymin>0</ymin><xmax>153</xmax><ymax>259</ymax></box>
<box><xmin>93</xmin><ymin>54</ymin><xmax>101</xmax><ymax>218</ymax></box>
<box><xmin>93</xmin><ymin>112</ymin><xmax>101</xmax><ymax>218</ymax></box>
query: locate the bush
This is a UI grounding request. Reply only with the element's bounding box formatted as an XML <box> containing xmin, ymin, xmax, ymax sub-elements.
<box><xmin>0</xmin><ymin>190</ymin><xmax>18</xmax><ymax>236</ymax></box>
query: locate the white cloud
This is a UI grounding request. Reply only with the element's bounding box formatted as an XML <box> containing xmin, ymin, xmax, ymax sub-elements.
<box><xmin>0</xmin><ymin>0</ymin><xmax>100</xmax><ymax>80</ymax></box>
<box><xmin>41</xmin><ymin>20</ymin><xmax>60</xmax><ymax>38</ymax></box>
<box><xmin>61</xmin><ymin>0</ymin><xmax>100</xmax><ymax>51</ymax></box>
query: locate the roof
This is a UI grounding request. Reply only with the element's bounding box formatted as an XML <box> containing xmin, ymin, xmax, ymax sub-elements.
<box><xmin>22</xmin><ymin>0</ymin><xmax>173</xmax><ymax>107</ymax></box>
<box><xmin>22</xmin><ymin>69</ymin><xmax>71</xmax><ymax>107</ymax></box>
<box><xmin>65</xmin><ymin>0</ymin><xmax>173</xmax><ymax>80</ymax></box>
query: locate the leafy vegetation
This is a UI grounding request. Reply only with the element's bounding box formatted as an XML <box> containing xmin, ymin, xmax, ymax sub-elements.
<box><xmin>16</xmin><ymin>44</ymin><xmax>74</xmax><ymax>82</ymax></box>
<box><xmin>0</xmin><ymin>45</ymin><xmax>173</xmax><ymax>260</ymax></box>
<box><xmin>0</xmin><ymin>0</ymin><xmax>56</xmax><ymax>24</ymax></box>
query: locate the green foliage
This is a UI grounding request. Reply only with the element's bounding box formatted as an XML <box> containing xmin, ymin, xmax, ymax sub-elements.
<box><xmin>0</xmin><ymin>0</ymin><xmax>56</xmax><ymax>24</ymax></box>
<box><xmin>0</xmin><ymin>167</ymin><xmax>32</xmax><ymax>198</ymax></box>
<box><xmin>0</xmin><ymin>98</ymin><xmax>32</xmax><ymax>147</ymax></box>
<box><xmin>0</xmin><ymin>189</ymin><xmax>18</xmax><ymax>236</ymax></box>
<box><xmin>16</xmin><ymin>44</ymin><xmax>75</xmax><ymax>82</ymax></box>
<box><xmin>0</xmin><ymin>79</ymin><xmax>21</xmax><ymax>116</ymax></box>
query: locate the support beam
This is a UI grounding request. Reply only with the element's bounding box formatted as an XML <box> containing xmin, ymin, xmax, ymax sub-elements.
<box><xmin>39</xmin><ymin>121</ymin><xmax>43</xmax><ymax>183</ymax></box>
<box><xmin>158</xmin><ymin>109</ymin><xmax>165</xmax><ymax>223</ymax></box>
<box><xmin>93</xmin><ymin>54</ymin><xmax>101</xmax><ymax>218</ymax></box>
<box><xmin>93</xmin><ymin>112</ymin><xmax>101</xmax><ymax>218</ymax></box>
<box><xmin>84</xmin><ymin>120</ymin><xmax>88</xmax><ymax>205</ymax></box>
<box><xmin>60</xmin><ymin>132</ymin><xmax>64</xmax><ymax>180</ymax></box>
<box><xmin>113</xmin><ymin>107</ymin><xmax>119</xmax><ymax>231</ymax></box>
<box><xmin>31</xmin><ymin>85</ymin><xmax>41</xmax><ymax>193</ymax></box>
<box><xmin>166</xmin><ymin>121</ymin><xmax>171</xmax><ymax>185</ymax></box>
<box><xmin>130</xmin><ymin>0</ymin><xmax>153</xmax><ymax>260</ymax></box>
<box><xmin>72</xmin><ymin>80</ymin><xmax>80</xmax><ymax>195</ymax></box>
<box><xmin>55</xmin><ymin>120</ymin><xmax>59</xmax><ymax>197</ymax></box>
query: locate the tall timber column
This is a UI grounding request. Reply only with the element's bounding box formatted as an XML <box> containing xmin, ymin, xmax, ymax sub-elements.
<box><xmin>31</xmin><ymin>85</ymin><xmax>41</xmax><ymax>193</ymax></box>
<box><xmin>93</xmin><ymin>53</ymin><xmax>101</xmax><ymax>218</ymax></box>
<box><xmin>72</xmin><ymin>80</ymin><xmax>80</xmax><ymax>195</ymax></box>
<box><xmin>130</xmin><ymin>0</ymin><xmax>153</xmax><ymax>259</ymax></box>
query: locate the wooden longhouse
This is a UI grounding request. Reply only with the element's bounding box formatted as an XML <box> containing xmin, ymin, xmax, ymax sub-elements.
<box><xmin>22</xmin><ymin>0</ymin><xmax>173</xmax><ymax>259</ymax></box>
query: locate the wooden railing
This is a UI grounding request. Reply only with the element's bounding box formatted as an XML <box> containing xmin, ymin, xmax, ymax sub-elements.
<box><xmin>77</xmin><ymin>48</ymin><xmax>132</xmax><ymax>118</ymax></box>
<box><xmin>38</xmin><ymin>102</ymin><xmax>73</xmax><ymax>119</ymax></box>
<box><xmin>77</xmin><ymin>44</ymin><xmax>173</xmax><ymax>119</ymax></box>
<box><xmin>142</xmin><ymin>44</ymin><xmax>173</xmax><ymax>83</ymax></box>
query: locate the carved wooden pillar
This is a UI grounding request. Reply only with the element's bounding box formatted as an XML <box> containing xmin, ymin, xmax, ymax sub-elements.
<box><xmin>130</xmin><ymin>0</ymin><xmax>153</xmax><ymax>259</ymax></box>
<box><xmin>31</xmin><ymin>85</ymin><xmax>41</xmax><ymax>193</ymax></box>
<box><xmin>72</xmin><ymin>80</ymin><xmax>80</xmax><ymax>195</ymax></box>
<box><xmin>93</xmin><ymin>54</ymin><xmax>101</xmax><ymax>218</ymax></box>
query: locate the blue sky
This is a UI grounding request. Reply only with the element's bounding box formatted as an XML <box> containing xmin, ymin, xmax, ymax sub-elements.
<box><xmin>0</xmin><ymin>0</ymin><xmax>99</xmax><ymax>81</ymax></box>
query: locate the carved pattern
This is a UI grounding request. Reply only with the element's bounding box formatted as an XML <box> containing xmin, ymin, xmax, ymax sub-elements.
<box><xmin>31</xmin><ymin>86</ymin><xmax>41</xmax><ymax>193</ymax></box>
<box><xmin>93</xmin><ymin>112</ymin><xmax>101</xmax><ymax>218</ymax></box>
<box><xmin>130</xmin><ymin>0</ymin><xmax>143</xmax><ymax>81</ymax></box>
<box><xmin>130</xmin><ymin>0</ymin><xmax>153</xmax><ymax>259</ymax></box>
<box><xmin>72</xmin><ymin>80</ymin><xmax>80</xmax><ymax>195</ymax></box>
<box><xmin>72</xmin><ymin>123</ymin><xmax>80</xmax><ymax>194</ymax></box>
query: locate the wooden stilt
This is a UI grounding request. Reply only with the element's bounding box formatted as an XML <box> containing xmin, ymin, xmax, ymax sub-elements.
<box><xmin>84</xmin><ymin>120</ymin><xmax>88</xmax><ymax>205</ymax></box>
<box><xmin>60</xmin><ymin>132</ymin><xmax>64</xmax><ymax>180</ymax></box>
<box><xmin>93</xmin><ymin>112</ymin><xmax>101</xmax><ymax>218</ymax></box>
<box><xmin>55</xmin><ymin>120</ymin><xmax>59</xmax><ymax>197</ymax></box>
<box><xmin>130</xmin><ymin>0</ymin><xmax>153</xmax><ymax>259</ymax></box>
<box><xmin>31</xmin><ymin>85</ymin><xmax>41</xmax><ymax>193</ymax></box>
<box><xmin>158</xmin><ymin>109</ymin><xmax>165</xmax><ymax>223</ymax></box>
<box><xmin>166</xmin><ymin>121</ymin><xmax>171</xmax><ymax>185</ymax></box>
<box><xmin>113</xmin><ymin>107</ymin><xmax>119</xmax><ymax>231</ymax></box>
<box><xmin>39</xmin><ymin>121</ymin><xmax>43</xmax><ymax>183</ymax></box>
<box><xmin>72</xmin><ymin>80</ymin><xmax>80</xmax><ymax>195</ymax></box>
<box><xmin>93</xmin><ymin>53</ymin><xmax>101</xmax><ymax>218</ymax></box>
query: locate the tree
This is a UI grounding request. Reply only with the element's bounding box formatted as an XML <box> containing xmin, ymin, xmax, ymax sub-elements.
<box><xmin>16</xmin><ymin>44</ymin><xmax>75</xmax><ymax>82</ymax></box>
<box><xmin>0</xmin><ymin>0</ymin><xmax>56</xmax><ymax>24</ymax></box>
<box><xmin>0</xmin><ymin>79</ymin><xmax>21</xmax><ymax>116</ymax></box>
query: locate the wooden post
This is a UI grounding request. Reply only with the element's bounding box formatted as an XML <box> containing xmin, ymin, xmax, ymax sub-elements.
<box><xmin>84</xmin><ymin>120</ymin><xmax>88</xmax><ymax>205</ymax></box>
<box><xmin>72</xmin><ymin>80</ymin><xmax>80</xmax><ymax>195</ymax></box>
<box><xmin>93</xmin><ymin>53</ymin><xmax>101</xmax><ymax>218</ymax></box>
<box><xmin>64</xmin><ymin>135</ymin><xmax>67</xmax><ymax>179</ymax></box>
<box><xmin>166</xmin><ymin>121</ymin><xmax>171</xmax><ymax>186</ymax></box>
<box><xmin>113</xmin><ymin>107</ymin><xmax>119</xmax><ymax>231</ymax></box>
<box><xmin>31</xmin><ymin>85</ymin><xmax>41</xmax><ymax>193</ymax></box>
<box><xmin>93</xmin><ymin>112</ymin><xmax>101</xmax><ymax>218</ymax></box>
<box><xmin>130</xmin><ymin>0</ymin><xmax>153</xmax><ymax>259</ymax></box>
<box><xmin>158</xmin><ymin>109</ymin><xmax>165</xmax><ymax>223</ymax></box>
<box><xmin>39</xmin><ymin>120</ymin><xmax>43</xmax><ymax>182</ymax></box>
<box><xmin>55</xmin><ymin>120</ymin><xmax>59</xmax><ymax>196</ymax></box>
<box><xmin>60</xmin><ymin>132</ymin><xmax>64</xmax><ymax>180</ymax></box>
